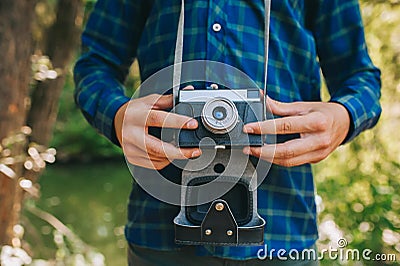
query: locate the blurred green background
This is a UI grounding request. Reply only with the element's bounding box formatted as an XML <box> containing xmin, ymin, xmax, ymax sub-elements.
<box><xmin>22</xmin><ymin>1</ymin><xmax>399</xmax><ymax>265</ymax></box>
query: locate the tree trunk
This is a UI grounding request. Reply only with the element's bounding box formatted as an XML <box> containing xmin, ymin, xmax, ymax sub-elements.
<box><xmin>0</xmin><ymin>0</ymin><xmax>83</xmax><ymax>245</ymax></box>
<box><xmin>0</xmin><ymin>0</ymin><xmax>36</xmax><ymax>245</ymax></box>
<box><xmin>28</xmin><ymin>0</ymin><xmax>83</xmax><ymax>146</ymax></box>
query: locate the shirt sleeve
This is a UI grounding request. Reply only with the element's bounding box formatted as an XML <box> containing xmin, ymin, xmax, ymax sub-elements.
<box><xmin>73</xmin><ymin>0</ymin><xmax>151</xmax><ymax>145</ymax></box>
<box><xmin>312</xmin><ymin>0</ymin><xmax>382</xmax><ymax>143</ymax></box>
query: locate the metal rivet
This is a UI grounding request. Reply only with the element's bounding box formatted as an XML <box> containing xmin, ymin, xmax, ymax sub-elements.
<box><xmin>215</xmin><ymin>203</ymin><xmax>224</xmax><ymax>211</ymax></box>
<box><xmin>227</xmin><ymin>230</ymin><xmax>233</xmax><ymax>236</ymax></box>
<box><xmin>205</xmin><ymin>229</ymin><xmax>212</xmax><ymax>236</ymax></box>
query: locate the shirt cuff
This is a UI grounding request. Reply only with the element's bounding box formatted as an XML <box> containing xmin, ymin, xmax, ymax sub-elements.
<box><xmin>330</xmin><ymin>94</ymin><xmax>380</xmax><ymax>144</ymax></box>
<box><xmin>95</xmin><ymin>92</ymin><xmax>130</xmax><ymax>146</ymax></box>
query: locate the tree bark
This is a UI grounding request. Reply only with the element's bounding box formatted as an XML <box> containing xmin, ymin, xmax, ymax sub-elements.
<box><xmin>28</xmin><ymin>0</ymin><xmax>83</xmax><ymax>146</ymax></box>
<box><xmin>0</xmin><ymin>0</ymin><xmax>83</xmax><ymax>245</ymax></box>
<box><xmin>0</xmin><ymin>0</ymin><xmax>36</xmax><ymax>245</ymax></box>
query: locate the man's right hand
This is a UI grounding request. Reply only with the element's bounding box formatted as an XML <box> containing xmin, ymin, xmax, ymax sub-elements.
<box><xmin>114</xmin><ymin>93</ymin><xmax>201</xmax><ymax>170</ymax></box>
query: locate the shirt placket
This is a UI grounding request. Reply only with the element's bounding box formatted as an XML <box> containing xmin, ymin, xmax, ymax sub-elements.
<box><xmin>206</xmin><ymin>0</ymin><xmax>227</xmax><ymax>83</ymax></box>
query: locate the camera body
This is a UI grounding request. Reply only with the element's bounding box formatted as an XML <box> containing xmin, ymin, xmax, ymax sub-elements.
<box><xmin>174</xmin><ymin>88</ymin><xmax>265</xmax><ymax>147</ymax></box>
<box><xmin>173</xmin><ymin>87</ymin><xmax>267</xmax><ymax>246</ymax></box>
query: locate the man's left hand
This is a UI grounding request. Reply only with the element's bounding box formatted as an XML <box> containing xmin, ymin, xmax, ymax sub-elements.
<box><xmin>243</xmin><ymin>97</ymin><xmax>350</xmax><ymax>167</ymax></box>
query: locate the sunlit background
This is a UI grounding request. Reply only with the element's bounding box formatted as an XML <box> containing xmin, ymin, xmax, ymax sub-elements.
<box><xmin>0</xmin><ymin>1</ymin><xmax>399</xmax><ymax>265</ymax></box>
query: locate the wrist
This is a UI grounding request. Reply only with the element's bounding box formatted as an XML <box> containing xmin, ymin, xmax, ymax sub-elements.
<box><xmin>114</xmin><ymin>102</ymin><xmax>129</xmax><ymax>145</ymax></box>
<box><xmin>329</xmin><ymin>101</ymin><xmax>351</xmax><ymax>145</ymax></box>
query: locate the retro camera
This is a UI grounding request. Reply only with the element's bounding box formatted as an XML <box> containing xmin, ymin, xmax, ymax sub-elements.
<box><xmin>174</xmin><ymin>87</ymin><xmax>266</xmax><ymax>147</ymax></box>
<box><xmin>173</xmin><ymin>86</ymin><xmax>266</xmax><ymax>246</ymax></box>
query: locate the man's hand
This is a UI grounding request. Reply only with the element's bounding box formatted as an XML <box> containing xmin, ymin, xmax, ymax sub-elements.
<box><xmin>243</xmin><ymin>97</ymin><xmax>350</xmax><ymax>167</ymax></box>
<box><xmin>114</xmin><ymin>92</ymin><xmax>201</xmax><ymax>170</ymax></box>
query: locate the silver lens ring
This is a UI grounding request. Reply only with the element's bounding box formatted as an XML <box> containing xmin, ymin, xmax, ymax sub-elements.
<box><xmin>201</xmin><ymin>98</ymin><xmax>238</xmax><ymax>134</ymax></box>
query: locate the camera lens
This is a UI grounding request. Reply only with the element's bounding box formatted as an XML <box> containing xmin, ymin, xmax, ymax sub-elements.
<box><xmin>212</xmin><ymin>107</ymin><xmax>227</xmax><ymax>121</ymax></box>
<box><xmin>201</xmin><ymin>98</ymin><xmax>238</xmax><ymax>134</ymax></box>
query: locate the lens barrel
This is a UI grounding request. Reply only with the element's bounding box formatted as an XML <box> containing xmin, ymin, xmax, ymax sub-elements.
<box><xmin>201</xmin><ymin>98</ymin><xmax>238</xmax><ymax>134</ymax></box>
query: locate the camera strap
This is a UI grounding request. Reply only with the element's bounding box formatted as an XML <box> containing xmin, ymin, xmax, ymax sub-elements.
<box><xmin>173</xmin><ymin>0</ymin><xmax>272</xmax><ymax>100</ymax></box>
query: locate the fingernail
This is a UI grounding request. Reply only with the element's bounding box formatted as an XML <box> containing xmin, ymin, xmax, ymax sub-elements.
<box><xmin>183</xmin><ymin>85</ymin><xmax>195</xmax><ymax>90</ymax></box>
<box><xmin>243</xmin><ymin>147</ymin><xmax>251</xmax><ymax>155</ymax></box>
<box><xmin>192</xmin><ymin>150</ymin><xmax>201</xmax><ymax>157</ymax></box>
<box><xmin>243</xmin><ymin>126</ymin><xmax>254</xmax><ymax>134</ymax></box>
<box><xmin>187</xmin><ymin>119</ymin><xmax>197</xmax><ymax>129</ymax></box>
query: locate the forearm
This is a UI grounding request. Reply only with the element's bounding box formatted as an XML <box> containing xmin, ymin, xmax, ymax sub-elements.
<box><xmin>314</xmin><ymin>0</ymin><xmax>382</xmax><ymax>142</ymax></box>
<box><xmin>329</xmin><ymin>69</ymin><xmax>381</xmax><ymax>143</ymax></box>
<box><xmin>73</xmin><ymin>0</ymin><xmax>150</xmax><ymax>145</ymax></box>
<box><xmin>73</xmin><ymin>60</ymin><xmax>130</xmax><ymax>145</ymax></box>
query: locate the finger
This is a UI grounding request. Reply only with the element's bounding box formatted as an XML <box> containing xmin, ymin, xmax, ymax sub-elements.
<box><xmin>151</xmin><ymin>94</ymin><xmax>173</xmax><ymax>110</ymax></box>
<box><xmin>244</xmin><ymin>112</ymin><xmax>327</xmax><ymax>135</ymax></box>
<box><xmin>266</xmin><ymin>96</ymin><xmax>312</xmax><ymax>117</ymax></box>
<box><xmin>272</xmin><ymin>148</ymin><xmax>331</xmax><ymax>167</ymax></box>
<box><xmin>126</xmin><ymin>156</ymin><xmax>171</xmax><ymax>170</ymax></box>
<box><xmin>124</xmin><ymin>139</ymin><xmax>201</xmax><ymax>170</ymax></box>
<box><xmin>146</xmin><ymin>109</ymin><xmax>198</xmax><ymax>129</ymax></box>
<box><xmin>243</xmin><ymin>144</ymin><xmax>328</xmax><ymax>167</ymax></box>
<box><xmin>244</xmin><ymin>134</ymin><xmax>333</xmax><ymax>165</ymax></box>
<box><xmin>123</xmin><ymin>143</ymin><xmax>168</xmax><ymax>162</ymax></box>
<box><xmin>182</xmin><ymin>85</ymin><xmax>195</xmax><ymax>90</ymax></box>
<box><xmin>144</xmin><ymin>134</ymin><xmax>201</xmax><ymax>160</ymax></box>
<box><xmin>121</xmin><ymin>126</ymin><xmax>182</xmax><ymax>161</ymax></box>
<box><xmin>243</xmin><ymin>145</ymin><xmax>275</xmax><ymax>162</ymax></box>
<box><xmin>262</xmin><ymin>136</ymin><xmax>325</xmax><ymax>160</ymax></box>
<box><xmin>123</xmin><ymin>126</ymin><xmax>200</xmax><ymax>160</ymax></box>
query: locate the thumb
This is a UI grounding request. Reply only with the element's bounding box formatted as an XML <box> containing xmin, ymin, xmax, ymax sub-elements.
<box><xmin>266</xmin><ymin>96</ymin><xmax>307</xmax><ymax>116</ymax></box>
<box><xmin>152</xmin><ymin>85</ymin><xmax>195</xmax><ymax>110</ymax></box>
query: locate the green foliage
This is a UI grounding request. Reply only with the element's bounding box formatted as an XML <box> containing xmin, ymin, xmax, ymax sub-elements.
<box><xmin>315</xmin><ymin>1</ymin><xmax>400</xmax><ymax>264</ymax></box>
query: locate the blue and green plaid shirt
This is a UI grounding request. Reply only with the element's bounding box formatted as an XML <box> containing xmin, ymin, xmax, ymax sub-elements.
<box><xmin>74</xmin><ymin>0</ymin><xmax>381</xmax><ymax>260</ymax></box>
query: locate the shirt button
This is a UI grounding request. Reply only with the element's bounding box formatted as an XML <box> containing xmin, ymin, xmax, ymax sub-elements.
<box><xmin>212</xmin><ymin>23</ymin><xmax>222</xmax><ymax>32</ymax></box>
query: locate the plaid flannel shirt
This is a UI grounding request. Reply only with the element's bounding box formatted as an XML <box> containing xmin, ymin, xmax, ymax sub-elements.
<box><xmin>74</xmin><ymin>0</ymin><xmax>381</xmax><ymax>260</ymax></box>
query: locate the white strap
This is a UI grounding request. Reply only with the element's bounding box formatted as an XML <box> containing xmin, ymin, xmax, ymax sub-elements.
<box><xmin>173</xmin><ymin>0</ymin><xmax>271</xmax><ymax>98</ymax></box>
<box><xmin>264</xmin><ymin>0</ymin><xmax>271</xmax><ymax>93</ymax></box>
<box><xmin>173</xmin><ymin>0</ymin><xmax>185</xmax><ymax>105</ymax></box>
